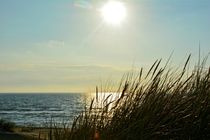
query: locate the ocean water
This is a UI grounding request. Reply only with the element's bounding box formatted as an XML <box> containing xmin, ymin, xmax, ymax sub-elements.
<box><xmin>0</xmin><ymin>93</ymin><xmax>89</xmax><ymax>126</ymax></box>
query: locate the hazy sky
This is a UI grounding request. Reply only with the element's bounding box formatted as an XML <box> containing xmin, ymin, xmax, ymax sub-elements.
<box><xmin>0</xmin><ymin>0</ymin><xmax>210</xmax><ymax>92</ymax></box>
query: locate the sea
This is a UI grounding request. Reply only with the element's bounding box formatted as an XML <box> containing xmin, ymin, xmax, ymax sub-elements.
<box><xmin>0</xmin><ymin>93</ymin><xmax>91</xmax><ymax>127</ymax></box>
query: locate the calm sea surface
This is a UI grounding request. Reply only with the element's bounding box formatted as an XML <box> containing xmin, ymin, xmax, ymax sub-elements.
<box><xmin>0</xmin><ymin>93</ymin><xmax>89</xmax><ymax>126</ymax></box>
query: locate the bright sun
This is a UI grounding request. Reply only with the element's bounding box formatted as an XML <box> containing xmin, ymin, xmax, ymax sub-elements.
<box><xmin>101</xmin><ymin>1</ymin><xmax>127</xmax><ymax>25</ymax></box>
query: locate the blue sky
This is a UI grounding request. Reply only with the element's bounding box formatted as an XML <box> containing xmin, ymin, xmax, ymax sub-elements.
<box><xmin>0</xmin><ymin>0</ymin><xmax>210</xmax><ymax>92</ymax></box>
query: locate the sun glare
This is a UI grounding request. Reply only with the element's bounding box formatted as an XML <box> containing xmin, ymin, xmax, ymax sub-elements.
<box><xmin>101</xmin><ymin>1</ymin><xmax>127</xmax><ymax>25</ymax></box>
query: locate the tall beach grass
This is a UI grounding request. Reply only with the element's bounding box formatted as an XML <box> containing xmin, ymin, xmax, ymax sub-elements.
<box><xmin>47</xmin><ymin>55</ymin><xmax>210</xmax><ymax>140</ymax></box>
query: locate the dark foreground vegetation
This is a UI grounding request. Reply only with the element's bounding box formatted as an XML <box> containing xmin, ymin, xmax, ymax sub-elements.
<box><xmin>46</xmin><ymin>55</ymin><xmax>210</xmax><ymax>140</ymax></box>
<box><xmin>0</xmin><ymin>119</ymin><xmax>15</xmax><ymax>132</ymax></box>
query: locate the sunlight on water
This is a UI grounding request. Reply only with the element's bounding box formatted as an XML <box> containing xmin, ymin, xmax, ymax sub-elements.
<box><xmin>87</xmin><ymin>92</ymin><xmax>122</xmax><ymax>110</ymax></box>
<box><xmin>0</xmin><ymin>93</ymin><xmax>124</xmax><ymax>126</ymax></box>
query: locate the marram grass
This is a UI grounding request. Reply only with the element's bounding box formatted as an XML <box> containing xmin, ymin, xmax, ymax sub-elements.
<box><xmin>47</xmin><ymin>55</ymin><xmax>210</xmax><ymax>140</ymax></box>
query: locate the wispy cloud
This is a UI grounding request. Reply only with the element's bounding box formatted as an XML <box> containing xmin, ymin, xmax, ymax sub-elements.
<box><xmin>0</xmin><ymin>63</ymin><xmax>129</xmax><ymax>92</ymax></box>
<box><xmin>73</xmin><ymin>0</ymin><xmax>93</xmax><ymax>9</ymax></box>
<box><xmin>47</xmin><ymin>40</ymin><xmax>65</xmax><ymax>48</ymax></box>
<box><xmin>34</xmin><ymin>40</ymin><xmax>65</xmax><ymax>48</ymax></box>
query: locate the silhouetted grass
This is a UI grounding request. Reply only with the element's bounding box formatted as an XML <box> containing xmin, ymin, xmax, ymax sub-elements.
<box><xmin>0</xmin><ymin>119</ymin><xmax>16</xmax><ymax>132</ymax></box>
<box><xmin>47</xmin><ymin>55</ymin><xmax>210</xmax><ymax>140</ymax></box>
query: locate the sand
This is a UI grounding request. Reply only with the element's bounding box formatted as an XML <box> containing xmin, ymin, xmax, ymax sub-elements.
<box><xmin>0</xmin><ymin>127</ymin><xmax>49</xmax><ymax>140</ymax></box>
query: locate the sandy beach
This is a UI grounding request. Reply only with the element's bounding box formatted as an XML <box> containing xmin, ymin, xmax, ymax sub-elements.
<box><xmin>0</xmin><ymin>127</ymin><xmax>49</xmax><ymax>140</ymax></box>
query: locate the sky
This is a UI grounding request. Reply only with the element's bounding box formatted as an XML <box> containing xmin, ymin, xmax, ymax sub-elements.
<box><xmin>0</xmin><ymin>0</ymin><xmax>210</xmax><ymax>93</ymax></box>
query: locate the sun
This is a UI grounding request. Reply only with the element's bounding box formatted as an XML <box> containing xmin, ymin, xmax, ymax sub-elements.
<box><xmin>101</xmin><ymin>1</ymin><xmax>127</xmax><ymax>25</ymax></box>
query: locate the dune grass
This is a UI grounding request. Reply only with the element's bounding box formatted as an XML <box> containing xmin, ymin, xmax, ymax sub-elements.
<box><xmin>0</xmin><ymin>119</ymin><xmax>16</xmax><ymax>132</ymax></box>
<box><xmin>47</xmin><ymin>55</ymin><xmax>210</xmax><ymax>140</ymax></box>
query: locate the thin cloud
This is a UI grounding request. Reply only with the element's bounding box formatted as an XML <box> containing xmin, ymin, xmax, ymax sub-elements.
<box><xmin>73</xmin><ymin>0</ymin><xmax>93</xmax><ymax>9</ymax></box>
<box><xmin>47</xmin><ymin>40</ymin><xmax>65</xmax><ymax>48</ymax></box>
